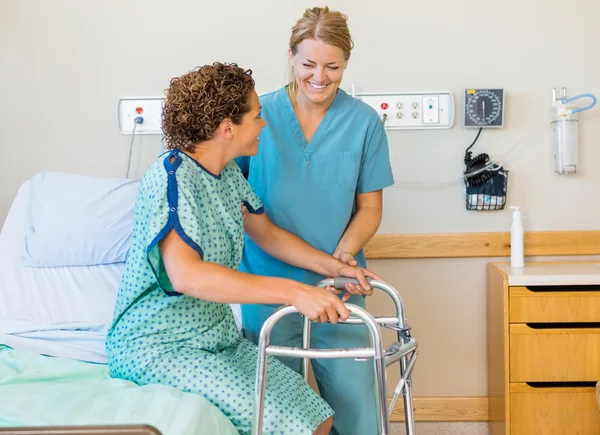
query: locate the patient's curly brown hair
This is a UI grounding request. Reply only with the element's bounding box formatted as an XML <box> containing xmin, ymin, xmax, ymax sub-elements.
<box><xmin>161</xmin><ymin>62</ymin><xmax>255</xmax><ymax>152</ymax></box>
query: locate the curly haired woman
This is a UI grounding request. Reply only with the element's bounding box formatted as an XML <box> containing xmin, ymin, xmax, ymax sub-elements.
<box><xmin>105</xmin><ymin>62</ymin><xmax>377</xmax><ymax>435</ymax></box>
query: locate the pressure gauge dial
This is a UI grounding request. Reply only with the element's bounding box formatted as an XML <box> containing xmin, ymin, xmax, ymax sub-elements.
<box><xmin>464</xmin><ymin>89</ymin><xmax>504</xmax><ymax>128</ymax></box>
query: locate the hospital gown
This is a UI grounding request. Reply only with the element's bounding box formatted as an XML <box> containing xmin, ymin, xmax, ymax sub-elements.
<box><xmin>106</xmin><ymin>149</ymin><xmax>333</xmax><ymax>435</ymax></box>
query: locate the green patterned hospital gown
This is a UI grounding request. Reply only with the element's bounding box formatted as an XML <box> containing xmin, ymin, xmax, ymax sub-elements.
<box><xmin>106</xmin><ymin>150</ymin><xmax>333</xmax><ymax>435</ymax></box>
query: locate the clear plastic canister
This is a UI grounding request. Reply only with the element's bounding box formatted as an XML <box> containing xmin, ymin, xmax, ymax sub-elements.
<box><xmin>551</xmin><ymin>107</ymin><xmax>578</xmax><ymax>174</ymax></box>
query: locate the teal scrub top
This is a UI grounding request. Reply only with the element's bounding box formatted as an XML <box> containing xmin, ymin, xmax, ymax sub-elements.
<box><xmin>236</xmin><ymin>87</ymin><xmax>394</xmax><ymax>287</ymax></box>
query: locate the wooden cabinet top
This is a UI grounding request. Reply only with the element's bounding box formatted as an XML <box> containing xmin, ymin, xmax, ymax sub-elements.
<box><xmin>491</xmin><ymin>261</ymin><xmax>600</xmax><ymax>286</ymax></box>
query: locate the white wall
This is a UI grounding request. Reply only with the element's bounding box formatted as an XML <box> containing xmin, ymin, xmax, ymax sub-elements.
<box><xmin>2</xmin><ymin>0</ymin><xmax>600</xmax><ymax>229</ymax></box>
<box><xmin>2</xmin><ymin>0</ymin><xmax>600</xmax><ymax>396</ymax></box>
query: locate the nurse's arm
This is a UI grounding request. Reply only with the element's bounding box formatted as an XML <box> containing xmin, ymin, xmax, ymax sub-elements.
<box><xmin>243</xmin><ymin>212</ymin><xmax>378</xmax><ymax>292</ymax></box>
<box><xmin>333</xmin><ymin>190</ymin><xmax>383</xmax><ymax>261</ymax></box>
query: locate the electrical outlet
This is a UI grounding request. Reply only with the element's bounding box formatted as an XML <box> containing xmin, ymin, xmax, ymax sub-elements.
<box><xmin>355</xmin><ymin>91</ymin><xmax>454</xmax><ymax>130</ymax></box>
<box><xmin>118</xmin><ymin>97</ymin><xmax>164</xmax><ymax>134</ymax></box>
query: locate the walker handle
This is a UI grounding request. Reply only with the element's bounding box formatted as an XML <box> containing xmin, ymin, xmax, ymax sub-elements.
<box><xmin>333</xmin><ymin>277</ymin><xmax>373</xmax><ymax>289</ymax></box>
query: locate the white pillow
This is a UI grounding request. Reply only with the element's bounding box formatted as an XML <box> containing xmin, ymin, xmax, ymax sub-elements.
<box><xmin>0</xmin><ymin>180</ymin><xmax>125</xmax><ymax>362</ymax></box>
<box><xmin>20</xmin><ymin>172</ymin><xmax>139</xmax><ymax>267</ymax></box>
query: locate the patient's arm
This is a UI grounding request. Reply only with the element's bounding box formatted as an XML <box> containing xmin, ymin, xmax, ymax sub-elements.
<box><xmin>158</xmin><ymin>229</ymin><xmax>350</xmax><ymax>323</ymax></box>
<box><xmin>243</xmin><ymin>212</ymin><xmax>378</xmax><ymax>295</ymax></box>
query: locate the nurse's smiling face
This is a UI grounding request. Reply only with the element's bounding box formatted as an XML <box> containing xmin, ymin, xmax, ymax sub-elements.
<box><xmin>290</xmin><ymin>39</ymin><xmax>347</xmax><ymax>106</ymax></box>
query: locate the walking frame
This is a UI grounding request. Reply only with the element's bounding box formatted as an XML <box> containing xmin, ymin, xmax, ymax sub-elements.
<box><xmin>252</xmin><ymin>278</ymin><xmax>418</xmax><ymax>434</ymax></box>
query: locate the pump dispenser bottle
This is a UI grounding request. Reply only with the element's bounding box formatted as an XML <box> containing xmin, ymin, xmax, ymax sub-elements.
<box><xmin>510</xmin><ymin>206</ymin><xmax>524</xmax><ymax>267</ymax></box>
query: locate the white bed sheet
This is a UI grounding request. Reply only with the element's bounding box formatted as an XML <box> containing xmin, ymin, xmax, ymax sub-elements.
<box><xmin>0</xmin><ymin>181</ymin><xmax>123</xmax><ymax>362</ymax></box>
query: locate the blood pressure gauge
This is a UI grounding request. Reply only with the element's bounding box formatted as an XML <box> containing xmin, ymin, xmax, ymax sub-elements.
<box><xmin>464</xmin><ymin>89</ymin><xmax>504</xmax><ymax>128</ymax></box>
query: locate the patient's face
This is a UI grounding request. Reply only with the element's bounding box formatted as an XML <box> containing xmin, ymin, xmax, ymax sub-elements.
<box><xmin>233</xmin><ymin>90</ymin><xmax>266</xmax><ymax>156</ymax></box>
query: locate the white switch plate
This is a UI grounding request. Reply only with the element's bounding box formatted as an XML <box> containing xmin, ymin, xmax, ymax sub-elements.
<box><xmin>118</xmin><ymin>97</ymin><xmax>164</xmax><ymax>134</ymax></box>
<box><xmin>422</xmin><ymin>96</ymin><xmax>439</xmax><ymax>124</ymax></box>
<box><xmin>355</xmin><ymin>91</ymin><xmax>454</xmax><ymax>130</ymax></box>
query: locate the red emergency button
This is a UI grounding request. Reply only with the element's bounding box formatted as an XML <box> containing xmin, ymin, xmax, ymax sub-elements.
<box><xmin>380</xmin><ymin>103</ymin><xmax>389</xmax><ymax>110</ymax></box>
<box><xmin>135</xmin><ymin>107</ymin><xmax>144</xmax><ymax>114</ymax></box>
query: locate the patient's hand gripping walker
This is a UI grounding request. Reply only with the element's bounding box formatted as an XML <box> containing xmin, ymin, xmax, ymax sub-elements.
<box><xmin>252</xmin><ymin>278</ymin><xmax>418</xmax><ymax>435</ymax></box>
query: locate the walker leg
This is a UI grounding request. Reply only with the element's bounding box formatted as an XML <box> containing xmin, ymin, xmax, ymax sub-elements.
<box><xmin>399</xmin><ymin>348</ymin><xmax>416</xmax><ymax>435</ymax></box>
<box><xmin>302</xmin><ymin>315</ymin><xmax>311</xmax><ymax>382</ymax></box>
<box><xmin>374</xmin><ymin>356</ymin><xmax>390</xmax><ymax>434</ymax></box>
<box><xmin>252</xmin><ymin>336</ymin><xmax>269</xmax><ymax>434</ymax></box>
<box><xmin>402</xmin><ymin>378</ymin><xmax>416</xmax><ymax>435</ymax></box>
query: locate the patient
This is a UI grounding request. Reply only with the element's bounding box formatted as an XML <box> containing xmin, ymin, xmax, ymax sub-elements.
<box><xmin>106</xmin><ymin>62</ymin><xmax>377</xmax><ymax>435</ymax></box>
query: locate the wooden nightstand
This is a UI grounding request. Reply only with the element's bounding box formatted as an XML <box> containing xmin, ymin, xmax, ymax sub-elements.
<box><xmin>487</xmin><ymin>262</ymin><xmax>600</xmax><ymax>435</ymax></box>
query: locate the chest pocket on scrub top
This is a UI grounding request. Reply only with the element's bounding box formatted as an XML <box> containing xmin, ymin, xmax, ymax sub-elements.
<box><xmin>337</xmin><ymin>151</ymin><xmax>361</xmax><ymax>191</ymax></box>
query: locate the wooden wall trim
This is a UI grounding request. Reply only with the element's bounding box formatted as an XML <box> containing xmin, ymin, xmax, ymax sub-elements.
<box><xmin>390</xmin><ymin>396</ymin><xmax>489</xmax><ymax>422</ymax></box>
<box><xmin>365</xmin><ymin>230</ymin><xmax>600</xmax><ymax>259</ymax></box>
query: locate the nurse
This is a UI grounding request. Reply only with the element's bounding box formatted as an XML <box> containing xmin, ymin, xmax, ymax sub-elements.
<box><xmin>237</xmin><ymin>6</ymin><xmax>394</xmax><ymax>435</ymax></box>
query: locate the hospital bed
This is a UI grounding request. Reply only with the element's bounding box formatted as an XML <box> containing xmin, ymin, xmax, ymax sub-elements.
<box><xmin>0</xmin><ymin>174</ymin><xmax>239</xmax><ymax>435</ymax></box>
<box><xmin>0</xmin><ymin>172</ymin><xmax>416</xmax><ymax>435</ymax></box>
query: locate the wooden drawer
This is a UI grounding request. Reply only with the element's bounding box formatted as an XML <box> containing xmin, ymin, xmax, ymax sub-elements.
<box><xmin>509</xmin><ymin>286</ymin><xmax>600</xmax><ymax>323</ymax></box>
<box><xmin>510</xmin><ymin>383</ymin><xmax>600</xmax><ymax>435</ymax></box>
<box><xmin>510</xmin><ymin>324</ymin><xmax>600</xmax><ymax>382</ymax></box>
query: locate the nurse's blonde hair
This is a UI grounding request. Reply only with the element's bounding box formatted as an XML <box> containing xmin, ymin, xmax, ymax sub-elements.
<box><xmin>287</xmin><ymin>6</ymin><xmax>354</xmax><ymax>97</ymax></box>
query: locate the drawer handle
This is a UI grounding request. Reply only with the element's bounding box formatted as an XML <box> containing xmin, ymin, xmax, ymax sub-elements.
<box><xmin>526</xmin><ymin>322</ymin><xmax>600</xmax><ymax>329</ymax></box>
<box><xmin>527</xmin><ymin>381</ymin><xmax>597</xmax><ymax>388</ymax></box>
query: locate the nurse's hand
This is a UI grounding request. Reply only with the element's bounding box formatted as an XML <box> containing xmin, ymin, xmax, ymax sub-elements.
<box><xmin>333</xmin><ymin>251</ymin><xmax>358</xmax><ymax>267</ymax></box>
<box><xmin>334</xmin><ymin>263</ymin><xmax>381</xmax><ymax>301</ymax></box>
<box><xmin>291</xmin><ymin>284</ymin><xmax>350</xmax><ymax>324</ymax></box>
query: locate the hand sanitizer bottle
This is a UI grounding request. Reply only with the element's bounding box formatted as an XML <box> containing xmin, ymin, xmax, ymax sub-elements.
<box><xmin>510</xmin><ymin>206</ymin><xmax>524</xmax><ymax>267</ymax></box>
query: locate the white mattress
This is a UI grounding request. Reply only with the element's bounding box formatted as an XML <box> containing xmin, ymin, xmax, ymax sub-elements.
<box><xmin>0</xmin><ymin>181</ymin><xmax>124</xmax><ymax>362</ymax></box>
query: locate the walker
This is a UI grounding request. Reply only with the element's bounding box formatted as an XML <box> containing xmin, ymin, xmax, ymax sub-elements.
<box><xmin>252</xmin><ymin>278</ymin><xmax>418</xmax><ymax>435</ymax></box>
